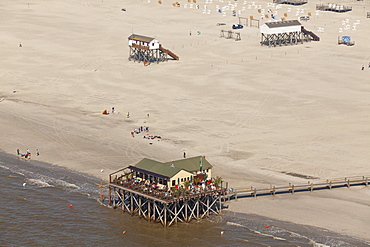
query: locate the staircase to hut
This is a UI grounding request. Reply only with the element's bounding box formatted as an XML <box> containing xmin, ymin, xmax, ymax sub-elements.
<box><xmin>159</xmin><ymin>45</ymin><xmax>179</xmax><ymax>60</ymax></box>
<box><xmin>301</xmin><ymin>27</ymin><xmax>320</xmax><ymax>41</ymax></box>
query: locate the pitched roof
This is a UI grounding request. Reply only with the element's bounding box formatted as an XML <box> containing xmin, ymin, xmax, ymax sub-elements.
<box><xmin>128</xmin><ymin>34</ymin><xmax>155</xmax><ymax>43</ymax></box>
<box><xmin>265</xmin><ymin>20</ymin><xmax>301</xmax><ymax>28</ymax></box>
<box><xmin>130</xmin><ymin>156</ymin><xmax>213</xmax><ymax>178</ymax></box>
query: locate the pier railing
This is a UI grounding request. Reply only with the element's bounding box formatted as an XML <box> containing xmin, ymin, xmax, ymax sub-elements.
<box><xmin>228</xmin><ymin>176</ymin><xmax>369</xmax><ymax>200</ymax></box>
<box><xmin>109</xmin><ymin>180</ymin><xmax>227</xmax><ymax>204</ymax></box>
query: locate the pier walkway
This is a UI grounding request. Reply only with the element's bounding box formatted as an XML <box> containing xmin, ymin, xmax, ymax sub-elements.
<box><xmin>227</xmin><ymin>176</ymin><xmax>369</xmax><ymax>200</ymax></box>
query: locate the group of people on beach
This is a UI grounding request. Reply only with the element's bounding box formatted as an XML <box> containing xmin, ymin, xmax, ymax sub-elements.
<box><xmin>17</xmin><ymin>148</ymin><xmax>39</xmax><ymax>159</ymax></box>
<box><xmin>131</xmin><ymin>126</ymin><xmax>149</xmax><ymax>137</ymax></box>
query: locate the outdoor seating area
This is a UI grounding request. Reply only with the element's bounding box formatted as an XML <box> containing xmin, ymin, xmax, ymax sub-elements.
<box><xmin>111</xmin><ymin>172</ymin><xmax>225</xmax><ymax>202</ymax></box>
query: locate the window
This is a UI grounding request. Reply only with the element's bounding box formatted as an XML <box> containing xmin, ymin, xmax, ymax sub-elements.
<box><xmin>172</xmin><ymin>180</ymin><xmax>176</xmax><ymax>186</ymax></box>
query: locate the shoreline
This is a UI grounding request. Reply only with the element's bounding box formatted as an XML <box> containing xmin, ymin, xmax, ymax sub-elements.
<box><xmin>1</xmin><ymin>144</ymin><xmax>370</xmax><ymax>242</ymax></box>
<box><xmin>1</xmin><ymin>0</ymin><xmax>370</xmax><ymax>242</ymax></box>
<box><xmin>1</xmin><ymin>149</ymin><xmax>368</xmax><ymax>246</ymax></box>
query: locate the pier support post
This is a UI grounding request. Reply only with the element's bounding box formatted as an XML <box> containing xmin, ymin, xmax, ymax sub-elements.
<box><xmin>219</xmin><ymin>194</ymin><xmax>222</xmax><ymax>214</ymax></box>
<box><xmin>185</xmin><ymin>200</ymin><xmax>188</xmax><ymax>222</ymax></box>
<box><xmin>108</xmin><ymin>186</ymin><xmax>112</xmax><ymax>206</ymax></box>
<box><xmin>148</xmin><ymin>200</ymin><xmax>151</xmax><ymax>221</ymax></box>
<box><xmin>206</xmin><ymin>196</ymin><xmax>210</xmax><ymax>217</ymax></box>
<box><xmin>138</xmin><ymin>197</ymin><xmax>142</xmax><ymax>217</ymax></box>
<box><xmin>164</xmin><ymin>204</ymin><xmax>167</xmax><ymax>227</ymax></box>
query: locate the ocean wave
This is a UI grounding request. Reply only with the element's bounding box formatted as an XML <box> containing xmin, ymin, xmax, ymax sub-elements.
<box><xmin>284</xmin><ymin>229</ymin><xmax>331</xmax><ymax>247</ymax></box>
<box><xmin>0</xmin><ymin>164</ymin><xmax>11</xmax><ymax>170</ymax></box>
<box><xmin>0</xmin><ymin>164</ymin><xmax>26</xmax><ymax>176</ymax></box>
<box><xmin>226</xmin><ymin>221</ymin><xmax>245</xmax><ymax>228</ymax></box>
<box><xmin>309</xmin><ymin>241</ymin><xmax>331</xmax><ymax>247</ymax></box>
<box><xmin>54</xmin><ymin>179</ymin><xmax>80</xmax><ymax>189</ymax></box>
<box><xmin>249</xmin><ymin>228</ymin><xmax>287</xmax><ymax>241</ymax></box>
<box><xmin>25</xmin><ymin>178</ymin><xmax>54</xmax><ymax>188</ymax></box>
<box><xmin>226</xmin><ymin>222</ymin><xmax>287</xmax><ymax>241</ymax></box>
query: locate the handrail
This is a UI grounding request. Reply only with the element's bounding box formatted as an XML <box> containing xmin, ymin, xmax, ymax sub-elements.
<box><xmin>229</xmin><ymin>176</ymin><xmax>369</xmax><ymax>199</ymax></box>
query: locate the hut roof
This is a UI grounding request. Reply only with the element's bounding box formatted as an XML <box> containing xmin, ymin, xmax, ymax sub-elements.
<box><xmin>130</xmin><ymin>156</ymin><xmax>213</xmax><ymax>178</ymax></box>
<box><xmin>265</xmin><ymin>20</ymin><xmax>301</xmax><ymax>28</ymax></box>
<box><xmin>128</xmin><ymin>34</ymin><xmax>155</xmax><ymax>43</ymax></box>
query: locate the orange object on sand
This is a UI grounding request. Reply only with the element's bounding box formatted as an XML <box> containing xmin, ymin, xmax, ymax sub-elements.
<box><xmin>102</xmin><ymin>109</ymin><xmax>109</xmax><ymax>115</ymax></box>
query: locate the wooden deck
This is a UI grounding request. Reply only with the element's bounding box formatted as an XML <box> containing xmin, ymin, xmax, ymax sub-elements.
<box><xmin>273</xmin><ymin>0</ymin><xmax>307</xmax><ymax>5</ymax></box>
<box><xmin>109</xmin><ymin>182</ymin><xmax>227</xmax><ymax>204</ymax></box>
<box><xmin>316</xmin><ymin>4</ymin><xmax>352</xmax><ymax>12</ymax></box>
<box><xmin>227</xmin><ymin>176</ymin><xmax>369</xmax><ymax>200</ymax></box>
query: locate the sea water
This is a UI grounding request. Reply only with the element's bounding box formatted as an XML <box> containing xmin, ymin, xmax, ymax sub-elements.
<box><xmin>0</xmin><ymin>150</ymin><xmax>367</xmax><ymax>247</ymax></box>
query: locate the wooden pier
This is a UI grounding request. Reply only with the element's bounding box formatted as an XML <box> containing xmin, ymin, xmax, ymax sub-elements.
<box><xmin>108</xmin><ymin>166</ymin><xmax>228</xmax><ymax>227</ymax></box>
<box><xmin>227</xmin><ymin>176</ymin><xmax>369</xmax><ymax>200</ymax></box>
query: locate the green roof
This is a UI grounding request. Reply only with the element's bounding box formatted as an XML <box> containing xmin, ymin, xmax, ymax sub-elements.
<box><xmin>131</xmin><ymin>156</ymin><xmax>213</xmax><ymax>178</ymax></box>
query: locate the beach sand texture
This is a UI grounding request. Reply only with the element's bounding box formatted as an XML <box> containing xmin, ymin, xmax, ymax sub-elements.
<box><xmin>1</xmin><ymin>0</ymin><xmax>370</xmax><ymax>241</ymax></box>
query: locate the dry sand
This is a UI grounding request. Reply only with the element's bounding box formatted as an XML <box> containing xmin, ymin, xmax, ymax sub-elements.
<box><xmin>1</xmin><ymin>0</ymin><xmax>370</xmax><ymax>242</ymax></box>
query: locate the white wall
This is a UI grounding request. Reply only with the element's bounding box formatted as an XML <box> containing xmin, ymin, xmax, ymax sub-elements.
<box><xmin>128</xmin><ymin>39</ymin><xmax>160</xmax><ymax>49</ymax></box>
<box><xmin>260</xmin><ymin>24</ymin><xmax>301</xmax><ymax>34</ymax></box>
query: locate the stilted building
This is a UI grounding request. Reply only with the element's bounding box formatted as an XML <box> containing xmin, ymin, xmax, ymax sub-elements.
<box><xmin>316</xmin><ymin>4</ymin><xmax>352</xmax><ymax>12</ymax></box>
<box><xmin>260</xmin><ymin>20</ymin><xmax>319</xmax><ymax>47</ymax></box>
<box><xmin>128</xmin><ymin>34</ymin><xmax>179</xmax><ymax>64</ymax></box>
<box><xmin>108</xmin><ymin>156</ymin><xmax>227</xmax><ymax>227</ymax></box>
<box><xmin>273</xmin><ymin>0</ymin><xmax>307</xmax><ymax>5</ymax></box>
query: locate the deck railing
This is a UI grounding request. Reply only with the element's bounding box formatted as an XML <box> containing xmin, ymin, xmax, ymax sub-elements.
<box><xmin>228</xmin><ymin>176</ymin><xmax>369</xmax><ymax>200</ymax></box>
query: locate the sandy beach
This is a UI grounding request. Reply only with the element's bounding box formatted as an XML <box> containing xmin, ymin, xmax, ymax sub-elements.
<box><xmin>1</xmin><ymin>0</ymin><xmax>370</xmax><ymax>242</ymax></box>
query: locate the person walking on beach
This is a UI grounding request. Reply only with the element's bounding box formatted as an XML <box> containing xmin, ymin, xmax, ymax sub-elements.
<box><xmin>36</xmin><ymin>149</ymin><xmax>40</xmax><ymax>156</ymax></box>
<box><xmin>19</xmin><ymin>42</ymin><xmax>22</xmax><ymax>47</ymax></box>
<box><xmin>17</xmin><ymin>149</ymin><xmax>20</xmax><ymax>155</ymax></box>
<box><xmin>127</xmin><ymin>112</ymin><xmax>130</xmax><ymax>118</ymax></box>
<box><xmin>112</xmin><ymin>107</ymin><xmax>115</xmax><ymax>114</ymax></box>
<box><xmin>183</xmin><ymin>151</ymin><xmax>186</xmax><ymax>158</ymax></box>
<box><xmin>362</xmin><ymin>65</ymin><xmax>364</xmax><ymax>70</ymax></box>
